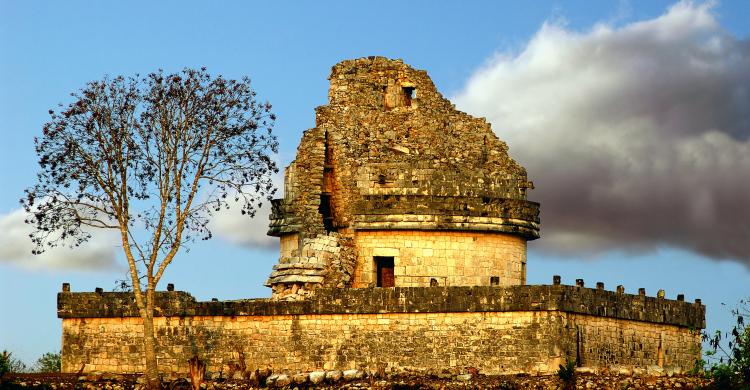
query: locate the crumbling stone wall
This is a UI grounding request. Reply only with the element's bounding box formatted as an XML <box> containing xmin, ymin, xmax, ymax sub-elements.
<box><xmin>59</xmin><ymin>285</ymin><xmax>704</xmax><ymax>376</ymax></box>
<box><xmin>267</xmin><ymin>57</ymin><xmax>540</xmax><ymax>296</ymax></box>
<box><xmin>266</xmin><ymin>233</ymin><xmax>357</xmax><ymax>299</ymax></box>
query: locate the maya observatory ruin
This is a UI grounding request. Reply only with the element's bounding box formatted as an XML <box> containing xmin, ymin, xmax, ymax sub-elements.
<box><xmin>58</xmin><ymin>57</ymin><xmax>705</xmax><ymax>377</ymax></box>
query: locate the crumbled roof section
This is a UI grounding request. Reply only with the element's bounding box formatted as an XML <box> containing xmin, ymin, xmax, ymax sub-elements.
<box><xmin>270</xmin><ymin>57</ymin><xmax>540</xmax><ymax>239</ymax></box>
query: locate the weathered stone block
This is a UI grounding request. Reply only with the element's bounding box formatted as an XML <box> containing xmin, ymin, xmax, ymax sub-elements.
<box><xmin>325</xmin><ymin>370</ymin><xmax>342</xmax><ymax>382</ymax></box>
<box><xmin>342</xmin><ymin>369</ymin><xmax>361</xmax><ymax>380</ymax></box>
<box><xmin>309</xmin><ymin>371</ymin><xmax>326</xmax><ymax>384</ymax></box>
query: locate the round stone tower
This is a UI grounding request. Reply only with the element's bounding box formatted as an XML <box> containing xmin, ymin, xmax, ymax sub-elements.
<box><xmin>266</xmin><ymin>57</ymin><xmax>539</xmax><ymax>299</ymax></box>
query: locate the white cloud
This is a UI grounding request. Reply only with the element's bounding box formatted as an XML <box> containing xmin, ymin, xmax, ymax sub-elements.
<box><xmin>453</xmin><ymin>1</ymin><xmax>750</xmax><ymax>263</ymax></box>
<box><xmin>2</xmin><ymin>169</ymin><xmax>284</xmax><ymax>271</ymax></box>
<box><xmin>0</xmin><ymin>208</ymin><xmax>120</xmax><ymax>271</ymax></box>
<box><xmin>208</xmin><ymin>174</ymin><xmax>283</xmax><ymax>250</ymax></box>
<box><xmin>209</xmin><ymin>201</ymin><xmax>278</xmax><ymax>249</ymax></box>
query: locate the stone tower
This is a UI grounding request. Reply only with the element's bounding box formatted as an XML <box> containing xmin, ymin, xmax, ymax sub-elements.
<box><xmin>266</xmin><ymin>57</ymin><xmax>540</xmax><ymax>299</ymax></box>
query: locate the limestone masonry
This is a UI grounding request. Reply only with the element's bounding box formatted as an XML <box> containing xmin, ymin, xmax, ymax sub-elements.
<box><xmin>59</xmin><ymin>57</ymin><xmax>705</xmax><ymax>377</ymax></box>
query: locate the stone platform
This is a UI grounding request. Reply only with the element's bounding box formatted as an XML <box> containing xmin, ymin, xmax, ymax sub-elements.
<box><xmin>58</xmin><ymin>284</ymin><xmax>704</xmax><ymax>376</ymax></box>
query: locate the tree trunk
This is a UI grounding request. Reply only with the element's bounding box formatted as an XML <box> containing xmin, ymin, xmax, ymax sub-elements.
<box><xmin>142</xmin><ymin>314</ymin><xmax>160</xmax><ymax>389</ymax></box>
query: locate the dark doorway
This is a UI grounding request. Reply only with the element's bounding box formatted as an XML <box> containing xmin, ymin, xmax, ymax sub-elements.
<box><xmin>375</xmin><ymin>256</ymin><xmax>395</xmax><ymax>287</ymax></box>
<box><xmin>319</xmin><ymin>194</ymin><xmax>334</xmax><ymax>233</ymax></box>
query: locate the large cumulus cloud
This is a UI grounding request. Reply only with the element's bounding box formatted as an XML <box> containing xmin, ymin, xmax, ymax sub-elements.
<box><xmin>453</xmin><ymin>2</ymin><xmax>750</xmax><ymax>263</ymax></box>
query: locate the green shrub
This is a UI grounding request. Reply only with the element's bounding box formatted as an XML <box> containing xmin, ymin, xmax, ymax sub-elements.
<box><xmin>0</xmin><ymin>350</ymin><xmax>27</xmax><ymax>375</ymax></box>
<box><xmin>702</xmin><ymin>298</ymin><xmax>749</xmax><ymax>389</ymax></box>
<box><xmin>557</xmin><ymin>358</ymin><xmax>576</xmax><ymax>390</ymax></box>
<box><xmin>34</xmin><ymin>351</ymin><xmax>61</xmax><ymax>373</ymax></box>
<box><xmin>0</xmin><ymin>351</ymin><xmax>8</xmax><ymax>376</ymax></box>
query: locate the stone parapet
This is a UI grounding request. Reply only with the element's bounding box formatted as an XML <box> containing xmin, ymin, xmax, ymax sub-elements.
<box><xmin>57</xmin><ymin>285</ymin><xmax>705</xmax><ymax>329</ymax></box>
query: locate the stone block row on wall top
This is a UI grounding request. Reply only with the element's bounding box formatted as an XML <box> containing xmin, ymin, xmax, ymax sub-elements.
<box><xmin>58</xmin><ymin>284</ymin><xmax>704</xmax><ymax>329</ymax></box>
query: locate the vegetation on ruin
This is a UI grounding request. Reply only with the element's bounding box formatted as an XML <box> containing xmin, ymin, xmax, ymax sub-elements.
<box><xmin>556</xmin><ymin>358</ymin><xmax>576</xmax><ymax>390</ymax></box>
<box><xmin>21</xmin><ymin>68</ymin><xmax>278</xmax><ymax>388</ymax></box>
<box><xmin>700</xmin><ymin>298</ymin><xmax>750</xmax><ymax>389</ymax></box>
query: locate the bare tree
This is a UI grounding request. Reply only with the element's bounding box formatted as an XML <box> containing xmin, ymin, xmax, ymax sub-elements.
<box><xmin>22</xmin><ymin>68</ymin><xmax>278</xmax><ymax>388</ymax></box>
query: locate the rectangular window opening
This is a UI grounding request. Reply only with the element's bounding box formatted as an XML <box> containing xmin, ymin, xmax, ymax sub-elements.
<box><xmin>375</xmin><ymin>256</ymin><xmax>395</xmax><ymax>287</ymax></box>
<box><xmin>402</xmin><ymin>87</ymin><xmax>415</xmax><ymax>107</ymax></box>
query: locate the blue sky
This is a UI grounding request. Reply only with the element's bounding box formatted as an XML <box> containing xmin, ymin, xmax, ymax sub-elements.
<box><xmin>1</xmin><ymin>1</ymin><xmax>749</xmax><ymax>365</ymax></box>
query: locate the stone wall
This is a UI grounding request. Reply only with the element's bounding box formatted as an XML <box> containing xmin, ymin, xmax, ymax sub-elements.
<box><xmin>351</xmin><ymin>230</ymin><xmax>526</xmax><ymax>287</ymax></box>
<box><xmin>59</xmin><ymin>285</ymin><xmax>704</xmax><ymax>376</ymax></box>
<box><xmin>278</xmin><ymin>233</ymin><xmax>299</xmax><ymax>259</ymax></box>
